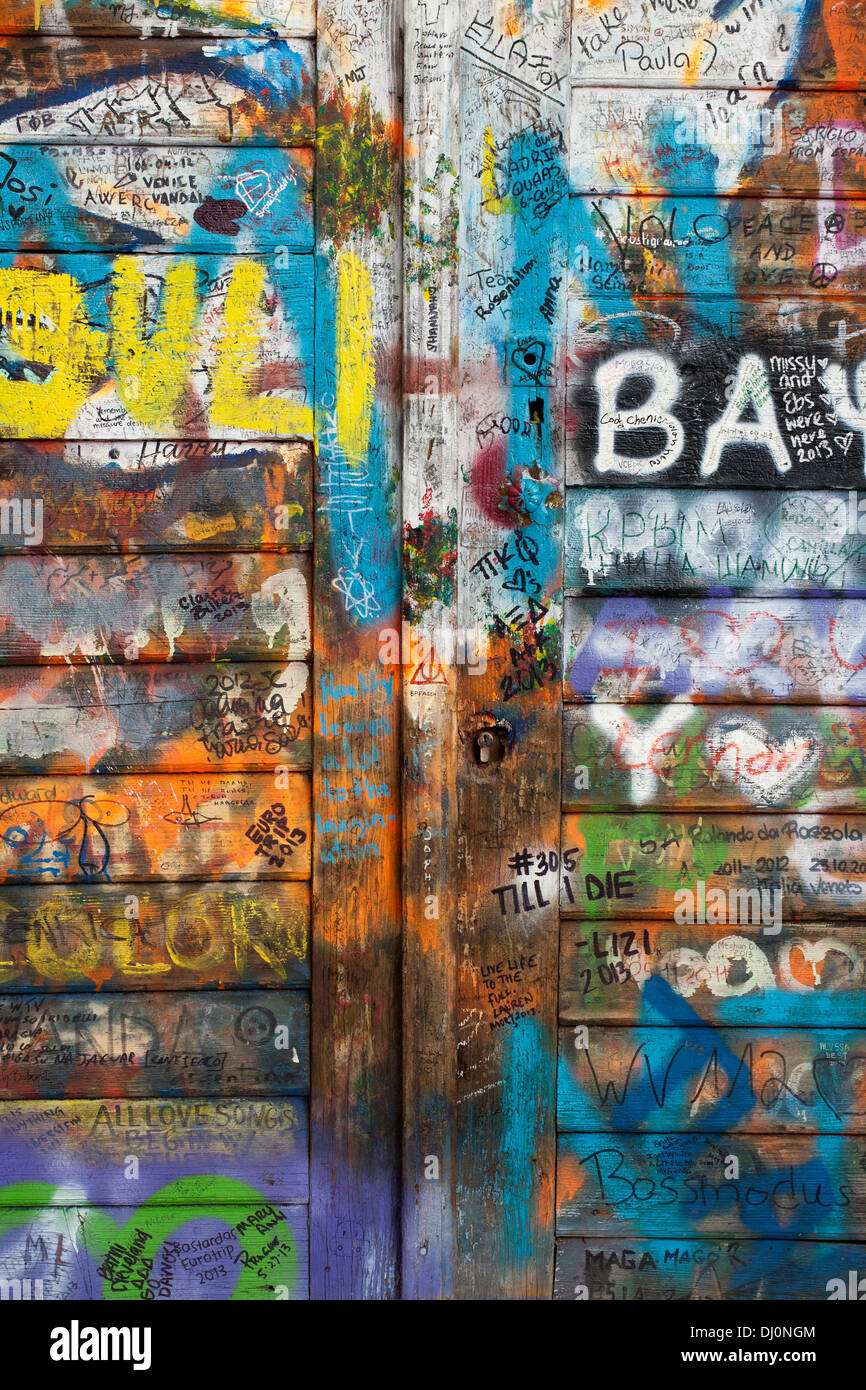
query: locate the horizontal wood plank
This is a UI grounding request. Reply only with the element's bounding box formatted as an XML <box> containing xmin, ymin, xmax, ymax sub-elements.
<box><xmin>565</xmin><ymin>490</ymin><xmax>866</xmax><ymax>594</ymax></box>
<box><xmin>0</xmin><ymin>144</ymin><xmax>313</xmax><ymax>250</ymax></box>
<box><xmin>560</xmin><ymin>811</ymin><xmax>866</xmax><ymax>920</ymax></box>
<box><xmin>0</xmin><ymin>0</ymin><xmax>316</xmax><ymax>37</ymax></box>
<box><xmin>0</xmin><ymin>881</ymin><xmax>310</xmax><ymax>989</ymax></box>
<box><xmin>0</xmin><ymin>252</ymin><xmax>313</xmax><ymax>440</ymax></box>
<box><xmin>0</xmin><ymin>440</ymin><xmax>312</xmax><ymax>551</ymax></box>
<box><xmin>563</xmin><ymin>704</ymin><xmax>866</xmax><ymax>813</ymax></box>
<box><xmin>572</xmin><ymin>194</ymin><xmax>866</xmax><ymax>299</ymax></box>
<box><xmin>557</xmin><ymin>1132</ymin><xmax>866</xmax><ymax>1238</ymax></box>
<box><xmin>0</xmin><ymin>1202</ymin><xmax>309</xmax><ymax>1298</ymax></box>
<box><xmin>0</xmin><ymin>552</ymin><xmax>311</xmax><ymax>663</ymax></box>
<box><xmin>570</xmin><ymin>0</ymin><xmax>862</xmax><ymax>88</ymax></box>
<box><xmin>564</xmin><ymin>596</ymin><xmax>866</xmax><ymax>704</ymax></box>
<box><xmin>566</xmin><ymin>297</ymin><xmax>866</xmax><ymax>488</ymax></box>
<box><xmin>570</xmin><ymin>90</ymin><xmax>866</xmax><ymax>197</ymax></box>
<box><xmin>0</xmin><ymin>661</ymin><xmax>311</xmax><ymax>773</ymax></box>
<box><xmin>557</xmin><ymin>1025</ymin><xmax>866</xmax><ymax>1133</ymax></box>
<box><xmin>0</xmin><ymin>37</ymin><xmax>314</xmax><ymax>144</ymax></box>
<box><xmin>0</xmin><ymin>987</ymin><xmax>309</xmax><ymax>1095</ymax></box>
<box><xmin>0</xmin><ymin>771</ymin><xmax>310</xmax><ymax>883</ymax></box>
<box><xmin>554</xmin><ymin>1236</ymin><xmax>866</xmax><ymax>1300</ymax></box>
<box><xmin>0</xmin><ymin>1095</ymin><xmax>308</xmax><ymax>1200</ymax></box>
<box><xmin>560</xmin><ymin>920</ymin><xmax>866</xmax><ymax>1028</ymax></box>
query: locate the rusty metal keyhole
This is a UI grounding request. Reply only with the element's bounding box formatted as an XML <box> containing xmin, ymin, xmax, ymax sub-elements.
<box><xmin>468</xmin><ymin>720</ymin><xmax>511</xmax><ymax>767</ymax></box>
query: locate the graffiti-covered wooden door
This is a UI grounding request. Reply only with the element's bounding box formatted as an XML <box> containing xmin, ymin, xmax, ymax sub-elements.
<box><xmin>403</xmin><ymin>0</ymin><xmax>866</xmax><ymax>1302</ymax></box>
<box><xmin>0</xmin><ymin>0</ymin><xmax>375</xmax><ymax>1304</ymax></box>
<box><xmin>555</xmin><ymin>0</ymin><xmax>866</xmax><ymax>1297</ymax></box>
<box><xmin>0</xmin><ymin>0</ymin><xmax>405</xmax><ymax>1302</ymax></box>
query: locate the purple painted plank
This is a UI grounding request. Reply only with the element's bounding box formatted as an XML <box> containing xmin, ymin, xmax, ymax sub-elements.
<box><xmin>0</xmin><ymin>1096</ymin><xmax>308</xmax><ymax>1203</ymax></box>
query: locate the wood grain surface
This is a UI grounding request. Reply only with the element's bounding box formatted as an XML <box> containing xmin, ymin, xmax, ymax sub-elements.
<box><xmin>560</xmin><ymin>919</ymin><xmax>866</xmax><ymax>1027</ymax></box>
<box><xmin>0</xmin><ymin>1202</ymin><xmax>310</xmax><ymax>1298</ymax></box>
<box><xmin>557</xmin><ymin>1025</ymin><xmax>866</xmax><ymax>1132</ymax></box>
<box><xmin>554</xmin><ymin>1235</ymin><xmax>866</xmax><ymax>1300</ymax></box>
<box><xmin>0</xmin><ymin>252</ymin><xmax>314</xmax><ymax>440</ymax></box>
<box><xmin>0</xmin><ymin>987</ymin><xmax>310</xmax><ymax>1096</ymax></box>
<box><xmin>0</xmin><ymin>661</ymin><xmax>311</xmax><ymax>772</ymax></box>
<box><xmin>566</xmin><ymin>298</ymin><xmax>866</xmax><ymax>489</ymax></box>
<box><xmin>309</xmin><ymin>0</ymin><xmax>404</xmax><ymax>1300</ymax></box>
<box><xmin>0</xmin><ymin>440</ymin><xmax>312</xmax><ymax>551</ymax></box>
<box><xmin>563</xmin><ymin>703</ymin><xmax>866</xmax><ymax>812</ymax></box>
<box><xmin>0</xmin><ymin>37</ymin><xmax>315</xmax><ymax>144</ymax></box>
<box><xmin>564</xmin><ymin>595</ymin><xmax>866</xmax><ymax>705</ymax></box>
<box><xmin>557</xmin><ymin>1132</ymin><xmax>866</xmax><ymax>1238</ymax></box>
<box><xmin>0</xmin><ymin>1095</ymin><xmax>309</xmax><ymax>1199</ymax></box>
<box><xmin>0</xmin><ymin>144</ymin><xmax>314</xmax><ymax>250</ymax></box>
<box><xmin>0</xmin><ymin>0</ymin><xmax>316</xmax><ymax>37</ymax></box>
<box><xmin>0</xmin><ymin>771</ymin><xmax>311</xmax><ymax>882</ymax></box>
<box><xmin>565</xmin><ymin>490</ymin><xmax>866</xmax><ymax>595</ymax></box>
<box><xmin>0</xmin><ymin>880</ymin><xmax>310</xmax><ymax>990</ymax></box>
<box><xmin>0</xmin><ymin>552</ymin><xmax>311</xmax><ymax>663</ymax></box>
<box><xmin>400</xmin><ymin>0</ymin><xmax>459</xmax><ymax>1299</ymax></box>
<box><xmin>454</xmin><ymin>0</ymin><xmax>568</xmax><ymax>1300</ymax></box>
<box><xmin>560</xmin><ymin>811</ymin><xmax>866</xmax><ymax>920</ymax></box>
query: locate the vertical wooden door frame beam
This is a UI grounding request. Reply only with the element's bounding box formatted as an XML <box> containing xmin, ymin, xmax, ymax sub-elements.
<box><xmin>455</xmin><ymin>0</ymin><xmax>569</xmax><ymax>1299</ymax></box>
<box><xmin>312</xmin><ymin>0</ymin><xmax>404</xmax><ymax>1300</ymax></box>
<box><xmin>401</xmin><ymin>0</ymin><xmax>461</xmax><ymax>1299</ymax></box>
<box><xmin>312</xmin><ymin>0</ymin><xmax>570</xmax><ymax>1302</ymax></box>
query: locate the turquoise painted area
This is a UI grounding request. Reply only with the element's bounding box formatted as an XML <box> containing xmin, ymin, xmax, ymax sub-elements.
<box><xmin>501</xmin><ymin>1016</ymin><xmax>555</xmax><ymax>1269</ymax></box>
<box><xmin>0</xmin><ymin>143</ymin><xmax>311</xmax><ymax>252</ymax></box>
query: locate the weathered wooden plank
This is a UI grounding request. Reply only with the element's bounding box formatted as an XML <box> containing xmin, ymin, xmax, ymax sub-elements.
<box><xmin>0</xmin><ymin>1095</ymin><xmax>308</xmax><ymax>1200</ymax></box>
<box><xmin>560</xmin><ymin>811</ymin><xmax>866</xmax><ymax>920</ymax></box>
<box><xmin>557</xmin><ymin>1133</ymin><xmax>866</xmax><ymax>1239</ymax></box>
<box><xmin>564</xmin><ymin>596</ymin><xmax>866</xmax><ymax>705</ymax></box>
<box><xmin>565</xmin><ymin>490</ymin><xmax>866</xmax><ymax>595</ymax></box>
<box><xmin>572</xmin><ymin>194</ymin><xmax>866</xmax><ymax>299</ymax></box>
<box><xmin>0</xmin><ymin>661</ymin><xmax>310</xmax><ymax>772</ymax></box>
<box><xmin>0</xmin><ymin>1202</ymin><xmax>309</xmax><ymax>1299</ymax></box>
<box><xmin>566</xmin><ymin>297</ymin><xmax>866</xmax><ymax>489</ymax></box>
<box><xmin>560</xmin><ymin>920</ymin><xmax>866</xmax><ymax>1027</ymax></box>
<box><xmin>311</xmin><ymin>0</ymin><xmax>403</xmax><ymax>1300</ymax></box>
<box><xmin>0</xmin><ymin>881</ymin><xmax>309</xmax><ymax>990</ymax></box>
<box><xmin>570</xmin><ymin>0</ymin><xmax>857</xmax><ymax>89</ymax></box>
<box><xmin>554</xmin><ymin>1236</ymin><xmax>866</xmax><ymax>1300</ymax></box>
<box><xmin>570</xmin><ymin>89</ymin><xmax>866</xmax><ymax>197</ymax></box>
<box><xmin>0</xmin><ymin>252</ymin><xmax>313</xmax><ymax>440</ymax></box>
<box><xmin>0</xmin><ymin>552</ymin><xmax>310</xmax><ymax>663</ymax></box>
<box><xmin>563</xmin><ymin>704</ymin><xmax>866</xmax><ymax>813</ymax></box>
<box><xmin>0</xmin><ymin>37</ymin><xmax>315</xmax><ymax>144</ymax></box>
<box><xmin>0</xmin><ymin>771</ymin><xmax>310</xmax><ymax>883</ymax></box>
<box><xmin>557</xmin><ymin>1025</ymin><xmax>866</xmax><ymax>1133</ymax></box>
<box><xmin>0</xmin><ymin>987</ymin><xmax>309</xmax><ymax>1096</ymax></box>
<box><xmin>455</xmin><ymin>0</ymin><xmax>568</xmax><ymax>1301</ymax></box>
<box><xmin>0</xmin><ymin>144</ymin><xmax>313</xmax><ymax>251</ymax></box>
<box><xmin>0</xmin><ymin>0</ymin><xmax>316</xmax><ymax>37</ymax></box>
<box><xmin>0</xmin><ymin>440</ymin><xmax>312</xmax><ymax>551</ymax></box>
<box><xmin>401</xmin><ymin>0</ymin><xmax>459</xmax><ymax>1299</ymax></box>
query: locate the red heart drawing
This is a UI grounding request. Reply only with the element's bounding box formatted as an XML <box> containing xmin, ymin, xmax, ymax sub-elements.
<box><xmin>828</xmin><ymin>615</ymin><xmax>866</xmax><ymax>673</ymax></box>
<box><xmin>679</xmin><ymin>610</ymin><xmax>785</xmax><ymax>677</ymax></box>
<box><xmin>788</xmin><ymin>944</ymin><xmax>828</xmax><ymax>989</ymax></box>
